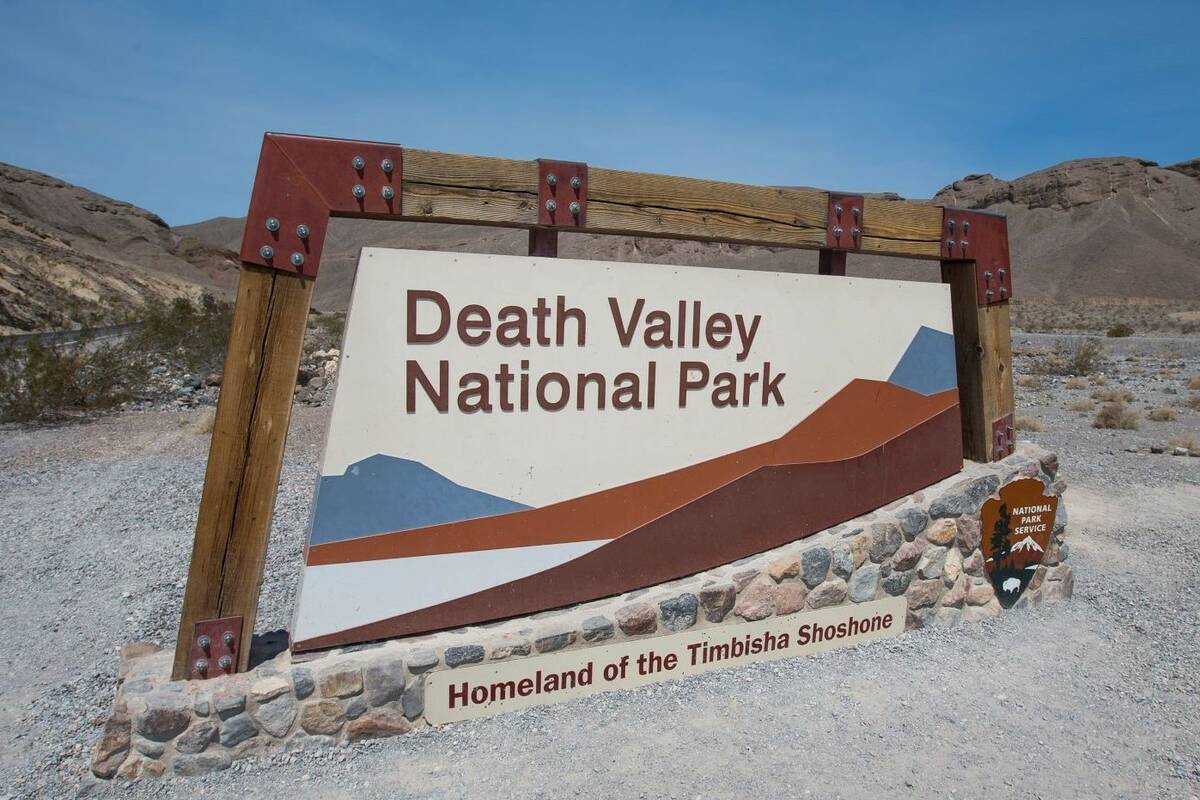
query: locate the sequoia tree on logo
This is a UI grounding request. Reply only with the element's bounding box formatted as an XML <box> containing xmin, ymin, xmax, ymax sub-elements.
<box><xmin>980</xmin><ymin>479</ymin><xmax>1059</xmax><ymax>609</ymax></box>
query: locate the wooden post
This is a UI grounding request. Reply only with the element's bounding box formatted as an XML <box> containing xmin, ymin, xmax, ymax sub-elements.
<box><xmin>817</xmin><ymin>249</ymin><xmax>847</xmax><ymax>276</ymax></box>
<box><xmin>172</xmin><ymin>265</ymin><xmax>313</xmax><ymax>680</ymax></box>
<box><xmin>941</xmin><ymin>262</ymin><xmax>1015</xmax><ymax>462</ymax></box>
<box><xmin>528</xmin><ymin>228</ymin><xmax>558</xmax><ymax>257</ymax></box>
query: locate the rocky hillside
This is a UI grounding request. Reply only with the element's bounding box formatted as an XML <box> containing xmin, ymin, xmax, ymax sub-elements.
<box><xmin>0</xmin><ymin>163</ymin><xmax>238</xmax><ymax>333</ymax></box>
<box><xmin>3</xmin><ymin>155</ymin><xmax>1197</xmax><ymax>332</ymax></box>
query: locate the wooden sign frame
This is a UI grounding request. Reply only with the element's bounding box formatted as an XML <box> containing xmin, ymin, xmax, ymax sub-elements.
<box><xmin>172</xmin><ymin>133</ymin><xmax>1014</xmax><ymax>680</ymax></box>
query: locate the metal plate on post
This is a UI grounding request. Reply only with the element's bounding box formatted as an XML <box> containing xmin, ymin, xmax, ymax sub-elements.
<box><xmin>537</xmin><ymin>159</ymin><xmax>587</xmax><ymax>227</ymax></box>
<box><xmin>187</xmin><ymin>615</ymin><xmax>243</xmax><ymax>680</ymax></box>
<box><xmin>825</xmin><ymin>194</ymin><xmax>863</xmax><ymax>250</ymax></box>
<box><xmin>992</xmin><ymin>413</ymin><xmax>1015</xmax><ymax>461</ymax></box>
<box><xmin>941</xmin><ymin>209</ymin><xmax>1011</xmax><ymax>306</ymax></box>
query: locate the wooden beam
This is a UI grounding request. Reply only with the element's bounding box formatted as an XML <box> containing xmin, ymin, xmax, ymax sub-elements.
<box><xmin>172</xmin><ymin>265</ymin><xmax>313</xmax><ymax>679</ymax></box>
<box><xmin>941</xmin><ymin>262</ymin><xmax>1015</xmax><ymax>462</ymax></box>
<box><xmin>386</xmin><ymin>147</ymin><xmax>948</xmax><ymax>260</ymax></box>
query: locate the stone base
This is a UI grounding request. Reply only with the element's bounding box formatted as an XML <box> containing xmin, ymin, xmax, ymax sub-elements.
<box><xmin>92</xmin><ymin>445</ymin><xmax>1071</xmax><ymax>780</ymax></box>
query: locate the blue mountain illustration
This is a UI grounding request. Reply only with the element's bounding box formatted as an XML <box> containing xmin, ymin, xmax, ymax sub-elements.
<box><xmin>887</xmin><ymin>326</ymin><xmax>957</xmax><ymax>396</ymax></box>
<box><xmin>309</xmin><ymin>454</ymin><xmax>530</xmax><ymax>545</ymax></box>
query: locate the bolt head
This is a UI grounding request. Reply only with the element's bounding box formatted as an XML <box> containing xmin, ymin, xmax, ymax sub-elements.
<box><xmin>946</xmin><ymin>239</ymin><xmax>955</xmax><ymax>249</ymax></box>
<box><xmin>960</xmin><ymin>240</ymin><xmax>969</xmax><ymax>249</ymax></box>
<box><xmin>296</xmin><ymin>224</ymin><xmax>310</xmax><ymax>239</ymax></box>
<box><xmin>381</xmin><ymin>158</ymin><xmax>394</xmax><ymax>173</ymax></box>
<box><xmin>222</xmin><ymin>631</ymin><xmax>235</xmax><ymax>646</ymax></box>
<box><xmin>290</xmin><ymin>252</ymin><xmax>305</xmax><ymax>267</ymax></box>
<box><xmin>382</xmin><ymin>185</ymin><xmax>395</xmax><ymax>200</ymax></box>
<box><xmin>546</xmin><ymin>173</ymin><xmax>558</xmax><ymax>187</ymax></box>
<box><xmin>851</xmin><ymin>226</ymin><xmax>860</xmax><ymax>238</ymax></box>
<box><xmin>834</xmin><ymin>204</ymin><xmax>843</xmax><ymax>218</ymax></box>
<box><xmin>832</xmin><ymin>225</ymin><xmax>843</xmax><ymax>237</ymax></box>
<box><xmin>218</xmin><ymin>655</ymin><xmax>232</xmax><ymax>670</ymax></box>
<box><xmin>194</xmin><ymin>659</ymin><xmax>208</xmax><ymax>674</ymax></box>
<box><xmin>570</xmin><ymin>176</ymin><xmax>582</xmax><ymax>190</ymax></box>
<box><xmin>352</xmin><ymin>184</ymin><xmax>366</xmax><ymax>199</ymax></box>
<box><xmin>852</xmin><ymin>207</ymin><xmax>860</xmax><ymax>220</ymax></box>
<box><xmin>569</xmin><ymin>201</ymin><xmax>581</xmax><ymax>215</ymax></box>
<box><xmin>545</xmin><ymin>199</ymin><xmax>557</xmax><ymax>213</ymax></box>
<box><xmin>351</xmin><ymin>155</ymin><xmax>366</xmax><ymax>171</ymax></box>
<box><xmin>948</xmin><ymin>219</ymin><xmax>956</xmax><ymax>231</ymax></box>
<box><xmin>259</xmin><ymin>245</ymin><xmax>275</xmax><ymax>260</ymax></box>
<box><xmin>962</xmin><ymin>220</ymin><xmax>970</xmax><ymax>232</ymax></box>
<box><xmin>265</xmin><ymin>217</ymin><xmax>280</xmax><ymax>233</ymax></box>
<box><xmin>197</xmin><ymin>634</ymin><xmax>211</xmax><ymax>651</ymax></box>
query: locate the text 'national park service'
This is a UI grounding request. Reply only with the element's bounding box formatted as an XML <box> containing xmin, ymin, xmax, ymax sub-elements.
<box><xmin>404</xmin><ymin>291</ymin><xmax>786</xmax><ymax>414</ymax></box>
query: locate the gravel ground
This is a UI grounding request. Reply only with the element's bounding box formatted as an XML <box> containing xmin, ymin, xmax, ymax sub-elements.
<box><xmin>0</xmin><ymin>334</ymin><xmax>1197</xmax><ymax>799</ymax></box>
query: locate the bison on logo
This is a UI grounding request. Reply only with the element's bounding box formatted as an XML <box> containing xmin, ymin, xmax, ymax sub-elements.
<box><xmin>980</xmin><ymin>478</ymin><xmax>1059</xmax><ymax>609</ymax></box>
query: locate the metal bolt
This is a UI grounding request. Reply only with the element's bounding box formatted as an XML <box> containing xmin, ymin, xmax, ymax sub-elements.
<box><xmin>834</xmin><ymin>204</ymin><xmax>843</xmax><ymax>218</ymax></box>
<box><xmin>960</xmin><ymin>240</ymin><xmax>969</xmax><ymax>249</ymax></box>
<box><xmin>194</xmin><ymin>659</ymin><xmax>208</xmax><ymax>675</ymax></box>
<box><xmin>1007</xmin><ymin>425</ymin><xmax>1014</xmax><ymax>437</ymax></box>
<box><xmin>997</xmin><ymin>268</ymin><xmax>1006</xmax><ymax>278</ymax></box>
<box><xmin>545</xmin><ymin>199</ymin><xmax>557</xmax><ymax>213</ymax></box>
<box><xmin>852</xmin><ymin>207</ymin><xmax>860</xmax><ymax>220</ymax></box>
<box><xmin>570</xmin><ymin>176</ymin><xmax>582</xmax><ymax>190</ymax></box>
<box><xmin>218</xmin><ymin>655</ymin><xmax>232</xmax><ymax>670</ymax></box>
<box><xmin>197</xmin><ymin>634</ymin><xmax>211</xmax><ymax>651</ymax></box>
<box><xmin>851</xmin><ymin>226</ymin><xmax>861</xmax><ymax>239</ymax></box>
<box><xmin>984</xmin><ymin>271</ymin><xmax>992</xmax><ymax>282</ymax></box>
<box><xmin>832</xmin><ymin>225</ymin><xmax>843</xmax><ymax>238</ymax></box>
<box><xmin>259</xmin><ymin>245</ymin><xmax>274</xmax><ymax>260</ymax></box>
<box><xmin>947</xmin><ymin>219</ymin><xmax>956</xmax><ymax>231</ymax></box>
<box><xmin>946</xmin><ymin>239</ymin><xmax>955</xmax><ymax>249</ymax></box>
<box><xmin>222</xmin><ymin>631</ymin><xmax>235</xmax><ymax>647</ymax></box>
<box><xmin>546</xmin><ymin>173</ymin><xmax>558</xmax><ymax>187</ymax></box>
<box><xmin>290</xmin><ymin>252</ymin><xmax>305</xmax><ymax>267</ymax></box>
<box><xmin>351</xmin><ymin>155</ymin><xmax>366</xmax><ymax>171</ymax></box>
<box><xmin>382</xmin><ymin>185</ymin><xmax>395</xmax><ymax>200</ymax></box>
<box><xmin>569</xmin><ymin>201</ymin><xmax>581</xmax><ymax>216</ymax></box>
<box><xmin>962</xmin><ymin>220</ymin><xmax>970</xmax><ymax>232</ymax></box>
<box><xmin>352</xmin><ymin>184</ymin><xmax>366</xmax><ymax>200</ymax></box>
<box><xmin>985</xmin><ymin>288</ymin><xmax>994</xmax><ymax>298</ymax></box>
<box><xmin>296</xmin><ymin>224</ymin><xmax>310</xmax><ymax>239</ymax></box>
<box><xmin>1000</xmin><ymin>287</ymin><xmax>1008</xmax><ymax>299</ymax></box>
<box><xmin>265</xmin><ymin>217</ymin><xmax>280</xmax><ymax>233</ymax></box>
<box><xmin>381</xmin><ymin>158</ymin><xmax>394</xmax><ymax>173</ymax></box>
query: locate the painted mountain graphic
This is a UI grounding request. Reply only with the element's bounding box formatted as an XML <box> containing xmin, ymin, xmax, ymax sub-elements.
<box><xmin>309</xmin><ymin>454</ymin><xmax>530</xmax><ymax>545</ymax></box>
<box><xmin>1009</xmin><ymin>535</ymin><xmax>1044</xmax><ymax>554</ymax></box>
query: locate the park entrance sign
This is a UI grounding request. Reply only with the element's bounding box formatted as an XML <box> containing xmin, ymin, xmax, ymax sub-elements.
<box><xmin>291</xmin><ymin>249</ymin><xmax>962</xmax><ymax>650</ymax></box>
<box><xmin>171</xmin><ymin>133</ymin><xmax>1019</xmax><ymax>681</ymax></box>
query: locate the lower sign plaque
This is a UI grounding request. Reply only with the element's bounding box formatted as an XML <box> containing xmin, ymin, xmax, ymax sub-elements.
<box><xmin>981</xmin><ymin>478</ymin><xmax>1059</xmax><ymax>608</ymax></box>
<box><xmin>424</xmin><ymin>596</ymin><xmax>906</xmax><ymax>724</ymax></box>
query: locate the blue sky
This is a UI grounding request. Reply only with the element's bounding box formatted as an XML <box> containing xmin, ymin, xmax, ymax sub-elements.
<box><xmin>1</xmin><ymin>1</ymin><xmax>1196</xmax><ymax>225</ymax></box>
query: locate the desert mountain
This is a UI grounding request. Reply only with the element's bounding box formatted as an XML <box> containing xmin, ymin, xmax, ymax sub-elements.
<box><xmin>2</xmin><ymin>155</ymin><xmax>1197</xmax><ymax>332</ymax></box>
<box><xmin>0</xmin><ymin>162</ymin><xmax>238</xmax><ymax>333</ymax></box>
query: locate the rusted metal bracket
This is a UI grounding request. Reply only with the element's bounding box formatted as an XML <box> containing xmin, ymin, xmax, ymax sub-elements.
<box><xmin>239</xmin><ymin>134</ymin><xmax>403</xmax><ymax>279</ymax></box>
<box><xmin>537</xmin><ymin>159</ymin><xmax>587</xmax><ymax>227</ymax></box>
<box><xmin>941</xmin><ymin>208</ymin><xmax>1011</xmax><ymax>306</ymax></box>
<box><xmin>187</xmin><ymin>615</ymin><xmax>243</xmax><ymax>680</ymax></box>
<box><xmin>992</xmin><ymin>413</ymin><xmax>1015</xmax><ymax>460</ymax></box>
<box><xmin>825</xmin><ymin>194</ymin><xmax>863</xmax><ymax>250</ymax></box>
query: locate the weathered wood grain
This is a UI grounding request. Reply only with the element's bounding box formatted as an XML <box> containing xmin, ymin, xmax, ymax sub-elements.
<box><xmin>942</xmin><ymin>262</ymin><xmax>1016</xmax><ymax>462</ymax></box>
<box><xmin>172</xmin><ymin>265</ymin><xmax>313</xmax><ymax>679</ymax></box>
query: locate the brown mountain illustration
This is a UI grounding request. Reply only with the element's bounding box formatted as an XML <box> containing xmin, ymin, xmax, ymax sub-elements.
<box><xmin>295</xmin><ymin>380</ymin><xmax>961</xmax><ymax>651</ymax></box>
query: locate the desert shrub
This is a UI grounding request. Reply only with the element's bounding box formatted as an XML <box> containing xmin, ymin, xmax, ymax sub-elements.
<box><xmin>1147</xmin><ymin>408</ymin><xmax>1177</xmax><ymax>422</ymax></box>
<box><xmin>1068</xmin><ymin>398</ymin><xmax>1094</xmax><ymax>412</ymax></box>
<box><xmin>1169</xmin><ymin>431</ymin><xmax>1199</xmax><ymax>451</ymax></box>
<box><xmin>131</xmin><ymin>294</ymin><xmax>232</xmax><ymax>371</ymax></box>
<box><xmin>1089</xmin><ymin>373</ymin><xmax>1107</xmax><ymax>386</ymax></box>
<box><xmin>1092</xmin><ymin>402</ymin><xmax>1139</xmax><ymax>430</ymax></box>
<box><xmin>1187</xmin><ymin>394</ymin><xmax>1200</xmax><ymax>412</ymax></box>
<box><xmin>1065</xmin><ymin>377</ymin><xmax>1088</xmax><ymax>390</ymax></box>
<box><xmin>1015</xmin><ymin>415</ymin><xmax>1043</xmax><ymax>432</ymax></box>
<box><xmin>0</xmin><ymin>338</ymin><xmax>136</xmax><ymax>422</ymax></box>
<box><xmin>1187</xmin><ymin>375</ymin><xmax>1200</xmax><ymax>390</ymax></box>
<box><xmin>1105</xmin><ymin>323</ymin><xmax>1134</xmax><ymax>338</ymax></box>
<box><xmin>307</xmin><ymin>312</ymin><xmax>346</xmax><ymax>353</ymax></box>
<box><xmin>1042</xmin><ymin>338</ymin><xmax>1103</xmax><ymax>376</ymax></box>
<box><xmin>1092</xmin><ymin>387</ymin><xmax>1136</xmax><ymax>403</ymax></box>
<box><xmin>1017</xmin><ymin>375</ymin><xmax>1042</xmax><ymax>390</ymax></box>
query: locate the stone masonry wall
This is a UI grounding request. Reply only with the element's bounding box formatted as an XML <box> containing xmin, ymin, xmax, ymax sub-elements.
<box><xmin>92</xmin><ymin>445</ymin><xmax>1071</xmax><ymax>781</ymax></box>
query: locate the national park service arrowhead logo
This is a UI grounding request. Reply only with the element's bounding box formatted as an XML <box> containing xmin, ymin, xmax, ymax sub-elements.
<box><xmin>981</xmin><ymin>478</ymin><xmax>1059</xmax><ymax>609</ymax></box>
